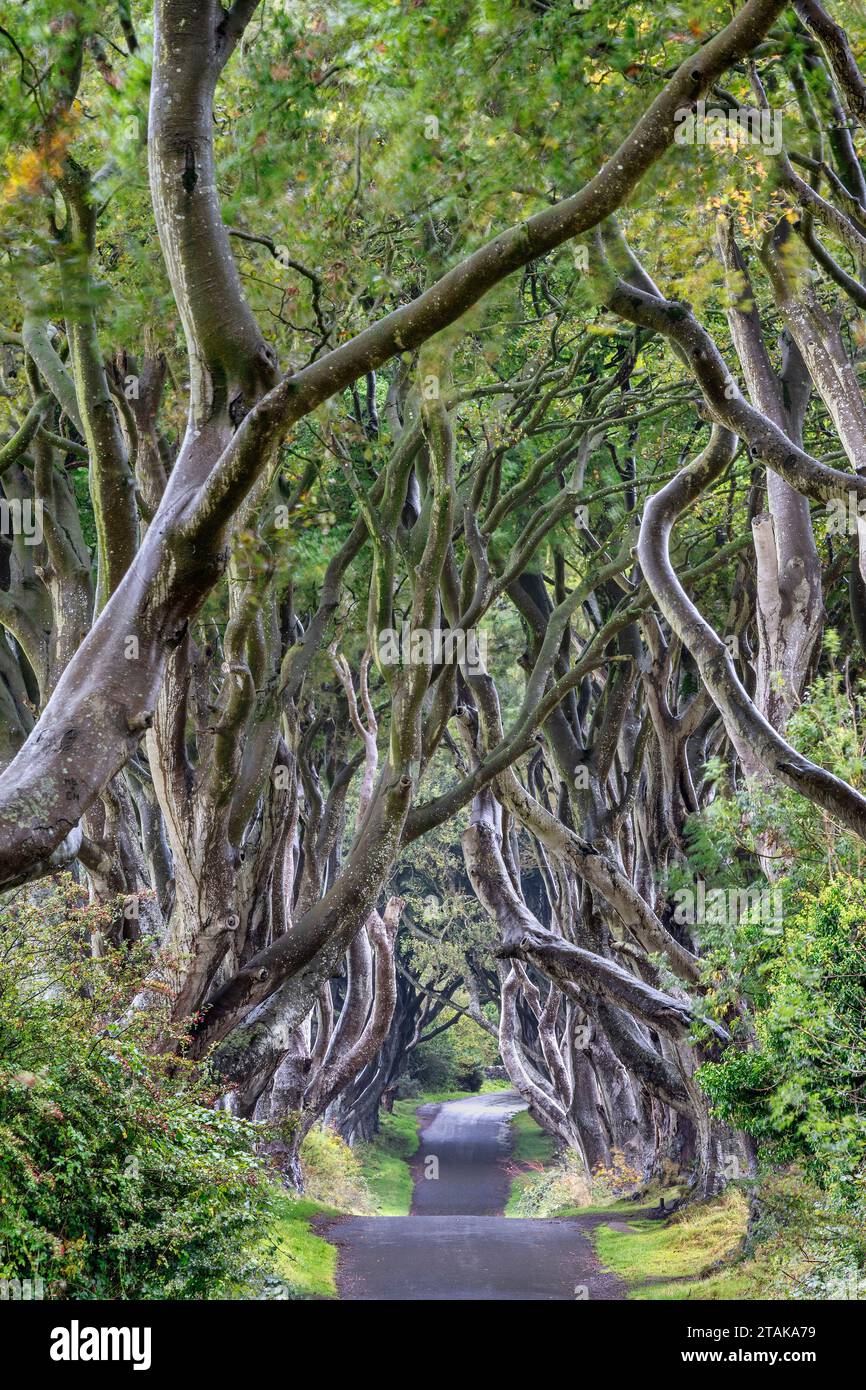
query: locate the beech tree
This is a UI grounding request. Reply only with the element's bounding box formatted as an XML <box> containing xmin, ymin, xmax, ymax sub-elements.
<box><xmin>4</xmin><ymin>0</ymin><xmax>866</xmax><ymax>1203</ymax></box>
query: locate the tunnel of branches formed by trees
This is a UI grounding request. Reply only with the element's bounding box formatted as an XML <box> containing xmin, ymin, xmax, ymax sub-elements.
<box><xmin>4</xmin><ymin>0</ymin><xmax>866</xmax><ymax>1218</ymax></box>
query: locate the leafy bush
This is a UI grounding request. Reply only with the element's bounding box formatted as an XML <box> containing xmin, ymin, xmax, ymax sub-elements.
<box><xmin>0</xmin><ymin>879</ymin><xmax>272</xmax><ymax>1299</ymax></box>
<box><xmin>408</xmin><ymin>1031</ymin><xmax>455</xmax><ymax>1092</ymax></box>
<box><xmin>699</xmin><ymin>876</ymin><xmax>866</xmax><ymax>1187</ymax></box>
<box><xmin>395</xmin><ymin>1072</ymin><xmax>422</xmax><ymax>1100</ymax></box>
<box><xmin>679</xmin><ymin>667</ymin><xmax>866</xmax><ymax>1294</ymax></box>
<box><xmin>741</xmin><ymin>1170</ymin><xmax>866</xmax><ymax>1300</ymax></box>
<box><xmin>408</xmin><ymin>1011</ymin><xmax>498</xmax><ymax>1094</ymax></box>
<box><xmin>508</xmin><ymin>1151</ymin><xmax>591</xmax><ymax>1217</ymax></box>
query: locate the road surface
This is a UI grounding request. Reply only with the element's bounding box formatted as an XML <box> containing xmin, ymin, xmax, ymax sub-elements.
<box><xmin>323</xmin><ymin>1090</ymin><xmax>627</xmax><ymax>1301</ymax></box>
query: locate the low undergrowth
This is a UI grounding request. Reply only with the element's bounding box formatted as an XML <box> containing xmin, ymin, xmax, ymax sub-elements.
<box><xmin>299</xmin><ymin>1127</ymin><xmax>372</xmax><ymax>1212</ymax></box>
<box><xmin>593</xmin><ymin>1189</ymin><xmax>752</xmax><ymax>1300</ymax></box>
<box><xmin>255</xmin><ymin>1127</ymin><xmax>373</xmax><ymax>1299</ymax></box>
<box><xmin>504</xmin><ymin>1110</ymin><xmax>561</xmax><ymax>1215</ymax></box>
<box><xmin>505</xmin><ymin>1110</ymin><xmax>650</xmax><ymax>1218</ymax></box>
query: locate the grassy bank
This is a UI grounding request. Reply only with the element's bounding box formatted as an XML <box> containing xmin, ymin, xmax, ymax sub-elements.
<box><xmin>593</xmin><ymin>1190</ymin><xmax>754</xmax><ymax>1300</ymax></box>
<box><xmin>257</xmin><ymin>1126</ymin><xmax>374</xmax><ymax>1298</ymax></box>
<box><xmin>504</xmin><ymin>1109</ymin><xmax>557</xmax><ymax>1215</ymax></box>
<box><xmin>264</xmin><ymin>1195</ymin><xmax>342</xmax><ymax>1300</ymax></box>
<box><xmin>356</xmin><ymin>1099</ymin><xmax>423</xmax><ymax>1215</ymax></box>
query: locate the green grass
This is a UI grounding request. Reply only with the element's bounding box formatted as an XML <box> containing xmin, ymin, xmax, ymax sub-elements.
<box><xmin>510</xmin><ymin>1107</ymin><xmax>556</xmax><ymax>1163</ymax></box>
<box><xmin>356</xmin><ymin>1099</ymin><xmax>422</xmax><ymax>1214</ymax></box>
<box><xmin>504</xmin><ymin>1107</ymin><xmax>558</xmax><ymax>1215</ymax></box>
<box><xmin>265</xmin><ymin>1195</ymin><xmax>341</xmax><ymax>1299</ymax></box>
<box><xmin>593</xmin><ymin>1189</ymin><xmax>754</xmax><ymax>1300</ymax></box>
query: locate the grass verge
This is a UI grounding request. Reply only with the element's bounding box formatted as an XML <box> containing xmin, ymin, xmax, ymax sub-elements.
<box><xmin>356</xmin><ymin>1099</ymin><xmax>423</xmax><ymax>1215</ymax></box>
<box><xmin>264</xmin><ymin>1194</ymin><xmax>342</xmax><ymax>1299</ymax></box>
<box><xmin>510</xmin><ymin>1107</ymin><xmax>556</xmax><ymax>1164</ymax></box>
<box><xmin>594</xmin><ymin>1189</ymin><xmax>755</xmax><ymax>1299</ymax></box>
<box><xmin>504</xmin><ymin>1109</ymin><xmax>558</xmax><ymax>1215</ymax></box>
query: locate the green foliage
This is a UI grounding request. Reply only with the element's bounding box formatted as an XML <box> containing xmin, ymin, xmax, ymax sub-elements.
<box><xmin>664</xmin><ymin>670</ymin><xmax>866</xmax><ymax>1193</ymax></box>
<box><xmin>661</xmin><ymin>665</ymin><xmax>866</xmax><ymax>1296</ymax></box>
<box><xmin>594</xmin><ymin>1191</ymin><xmax>752</xmax><ymax>1301</ymax></box>
<box><xmin>409</xmin><ymin>1009</ymin><xmax>498</xmax><ymax>1094</ymax></box>
<box><xmin>405</xmin><ymin>1034</ymin><xmax>455</xmax><ymax>1093</ymax></box>
<box><xmin>0</xmin><ymin>879</ymin><xmax>271</xmax><ymax>1299</ymax></box>
<box><xmin>700</xmin><ymin>876</ymin><xmax>866</xmax><ymax>1186</ymax></box>
<box><xmin>742</xmin><ymin>1170</ymin><xmax>866</xmax><ymax>1300</ymax></box>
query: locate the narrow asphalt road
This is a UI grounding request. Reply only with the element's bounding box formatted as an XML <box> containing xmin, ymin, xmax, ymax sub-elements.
<box><xmin>322</xmin><ymin>1090</ymin><xmax>627</xmax><ymax>1301</ymax></box>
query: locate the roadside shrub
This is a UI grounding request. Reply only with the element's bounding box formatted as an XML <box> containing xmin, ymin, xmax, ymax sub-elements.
<box><xmin>743</xmin><ymin>1171</ymin><xmax>866</xmax><ymax>1299</ymax></box>
<box><xmin>699</xmin><ymin>876</ymin><xmax>866</xmax><ymax>1187</ymax></box>
<box><xmin>408</xmin><ymin>1032</ymin><xmax>455</xmax><ymax>1092</ymax></box>
<box><xmin>395</xmin><ymin>1072</ymin><xmax>422</xmax><ymax>1100</ymax></box>
<box><xmin>509</xmin><ymin>1151</ymin><xmax>591</xmax><ymax>1216</ymax></box>
<box><xmin>0</xmin><ymin>879</ymin><xmax>271</xmax><ymax>1299</ymax></box>
<box><xmin>590</xmin><ymin>1150</ymin><xmax>644</xmax><ymax>1202</ymax></box>
<box><xmin>454</xmin><ymin>1060</ymin><xmax>484</xmax><ymax>1091</ymax></box>
<box><xmin>682</xmin><ymin>670</ymin><xmax>866</xmax><ymax>1296</ymax></box>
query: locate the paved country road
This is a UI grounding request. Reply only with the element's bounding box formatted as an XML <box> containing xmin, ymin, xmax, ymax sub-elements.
<box><xmin>322</xmin><ymin>1090</ymin><xmax>627</xmax><ymax>1301</ymax></box>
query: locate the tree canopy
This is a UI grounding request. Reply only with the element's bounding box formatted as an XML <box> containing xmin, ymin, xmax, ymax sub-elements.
<box><xmin>3</xmin><ymin>0</ymin><xmax>866</xmax><ymax>1304</ymax></box>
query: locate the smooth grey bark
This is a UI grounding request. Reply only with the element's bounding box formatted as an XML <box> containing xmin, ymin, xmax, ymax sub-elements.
<box><xmin>604</xmin><ymin>272</ymin><xmax>866</xmax><ymax>842</ymax></box>
<box><xmin>0</xmin><ymin>0</ymin><xmax>790</xmax><ymax>884</ymax></box>
<box><xmin>717</xmin><ymin>218</ymin><xmax>822</xmax><ymax>744</ymax></box>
